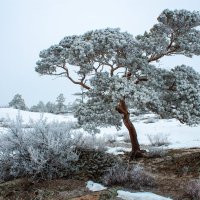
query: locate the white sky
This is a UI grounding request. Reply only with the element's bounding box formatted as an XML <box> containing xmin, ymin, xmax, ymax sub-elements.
<box><xmin>0</xmin><ymin>0</ymin><xmax>200</xmax><ymax>107</ymax></box>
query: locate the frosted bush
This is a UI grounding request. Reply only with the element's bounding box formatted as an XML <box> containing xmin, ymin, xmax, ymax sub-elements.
<box><xmin>147</xmin><ymin>146</ymin><xmax>168</xmax><ymax>158</ymax></box>
<box><xmin>129</xmin><ymin>165</ymin><xmax>155</xmax><ymax>188</ymax></box>
<box><xmin>102</xmin><ymin>163</ymin><xmax>155</xmax><ymax>189</ymax></box>
<box><xmin>102</xmin><ymin>163</ymin><xmax>129</xmax><ymax>186</ymax></box>
<box><xmin>186</xmin><ymin>179</ymin><xmax>200</xmax><ymax>200</ymax></box>
<box><xmin>73</xmin><ymin>132</ymin><xmax>106</xmax><ymax>151</ymax></box>
<box><xmin>0</xmin><ymin>117</ymin><xmax>5</xmax><ymax>127</ymax></box>
<box><xmin>104</xmin><ymin>134</ymin><xmax>117</xmax><ymax>144</ymax></box>
<box><xmin>143</xmin><ymin>118</ymin><xmax>158</xmax><ymax>123</ymax></box>
<box><xmin>122</xmin><ymin>132</ymin><xmax>131</xmax><ymax>143</ymax></box>
<box><xmin>116</xmin><ymin>132</ymin><xmax>130</xmax><ymax>143</ymax></box>
<box><xmin>147</xmin><ymin>133</ymin><xmax>170</xmax><ymax>147</ymax></box>
<box><xmin>0</xmin><ymin>115</ymin><xmax>79</xmax><ymax>181</ymax></box>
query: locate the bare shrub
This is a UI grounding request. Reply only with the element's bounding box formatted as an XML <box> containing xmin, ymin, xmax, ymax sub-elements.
<box><xmin>186</xmin><ymin>179</ymin><xmax>200</xmax><ymax>200</ymax></box>
<box><xmin>123</xmin><ymin>132</ymin><xmax>130</xmax><ymax>143</ymax></box>
<box><xmin>147</xmin><ymin>146</ymin><xmax>168</xmax><ymax>158</ymax></box>
<box><xmin>0</xmin><ymin>117</ymin><xmax>4</xmax><ymax>123</ymax></box>
<box><xmin>129</xmin><ymin>165</ymin><xmax>155</xmax><ymax>188</ymax></box>
<box><xmin>143</xmin><ymin>118</ymin><xmax>158</xmax><ymax>124</ymax></box>
<box><xmin>73</xmin><ymin>132</ymin><xmax>106</xmax><ymax>151</ymax></box>
<box><xmin>147</xmin><ymin>133</ymin><xmax>170</xmax><ymax>147</ymax></box>
<box><xmin>117</xmin><ymin>132</ymin><xmax>125</xmax><ymax>137</ymax></box>
<box><xmin>102</xmin><ymin>163</ymin><xmax>129</xmax><ymax>186</ymax></box>
<box><xmin>104</xmin><ymin>134</ymin><xmax>117</xmax><ymax>144</ymax></box>
<box><xmin>102</xmin><ymin>163</ymin><xmax>155</xmax><ymax>189</ymax></box>
<box><xmin>0</xmin><ymin>115</ymin><xmax>79</xmax><ymax>181</ymax></box>
<box><xmin>117</xmin><ymin>132</ymin><xmax>130</xmax><ymax>143</ymax></box>
<box><xmin>0</xmin><ymin>117</ymin><xmax>8</xmax><ymax>128</ymax></box>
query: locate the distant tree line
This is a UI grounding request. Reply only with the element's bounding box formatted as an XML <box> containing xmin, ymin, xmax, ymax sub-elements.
<box><xmin>6</xmin><ymin>93</ymin><xmax>79</xmax><ymax>114</ymax></box>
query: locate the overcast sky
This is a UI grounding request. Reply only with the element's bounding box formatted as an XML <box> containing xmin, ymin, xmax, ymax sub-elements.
<box><xmin>1</xmin><ymin>0</ymin><xmax>200</xmax><ymax>107</ymax></box>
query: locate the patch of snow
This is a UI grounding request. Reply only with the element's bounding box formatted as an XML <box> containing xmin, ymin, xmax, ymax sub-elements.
<box><xmin>117</xmin><ymin>190</ymin><xmax>172</xmax><ymax>200</ymax></box>
<box><xmin>106</xmin><ymin>146</ymin><xmax>131</xmax><ymax>155</ymax></box>
<box><xmin>0</xmin><ymin>108</ymin><xmax>76</xmax><ymax>124</ymax></box>
<box><xmin>86</xmin><ymin>180</ymin><xmax>107</xmax><ymax>191</ymax></box>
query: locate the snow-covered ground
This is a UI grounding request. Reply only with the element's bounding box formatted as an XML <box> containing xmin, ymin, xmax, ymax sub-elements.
<box><xmin>135</xmin><ymin>118</ymin><xmax>200</xmax><ymax>149</ymax></box>
<box><xmin>0</xmin><ymin>108</ymin><xmax>199</xmax><ymax>149</ymax></box>
<box><xmin>0</xmin><ymin>108</ymin><xmax>75</xmax><ymax>124</ymax></box>
<box><xmin>87</xmin><ymin>116</ymin><xmax>200</xmax><ymax>150</ymax></box>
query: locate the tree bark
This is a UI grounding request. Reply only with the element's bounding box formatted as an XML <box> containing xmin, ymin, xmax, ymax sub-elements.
<box><xmin>116</xmin><ymin>99</ymin><xmax>142</xmax><ymax>158</ymax></box>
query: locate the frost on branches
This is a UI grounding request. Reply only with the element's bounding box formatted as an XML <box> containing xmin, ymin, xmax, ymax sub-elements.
<box><xmin>36</xmin><ymin>9</ymin><xmax>200</xmax><ymax>157</ymax></box>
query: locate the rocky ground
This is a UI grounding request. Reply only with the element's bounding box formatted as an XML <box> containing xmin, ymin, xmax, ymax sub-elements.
<box><xmin>0</xmin><ymin>148</ymin><xmax>199</xmax><ymax>200</ymax></box>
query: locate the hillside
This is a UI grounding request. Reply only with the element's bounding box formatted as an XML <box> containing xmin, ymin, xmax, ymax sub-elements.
<box><xmin>0</xmin><ymin>108</ymin><xmax>199</xmax><ymax>149</ymax></box>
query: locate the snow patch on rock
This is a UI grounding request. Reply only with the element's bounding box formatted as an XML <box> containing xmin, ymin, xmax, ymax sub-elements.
<box><xmin>86</xmin><ymin>180</ymin><xmax>107</xmax><ymax>192</ymax></box>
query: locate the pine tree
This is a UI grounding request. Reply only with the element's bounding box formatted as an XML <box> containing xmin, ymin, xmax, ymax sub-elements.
<box><xmin>9</xmin><ymin>94</ymin><xmax>27</xmax><ymax>110</ymax></box>
<box><xmin>30</xmin><ymin>101</ymin><xmax>46</xmax><ymax>112</ymax></box>
<box><xmin>56</xmin><ymin>93</ymin><xmax>66</xmax><ymax>113</ymax></box>
<box><xmin>46</xmin><ymin>101</ymin><xmax>56</xmax><ymax>113</ymax></box>
<box><xmin>35</xmin><ymin>9</ymin><xmax>200</xmax><ymax>158</ymax></box>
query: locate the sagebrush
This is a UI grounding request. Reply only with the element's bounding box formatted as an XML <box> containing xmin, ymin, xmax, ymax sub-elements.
<box><xmin>102</xmin><ymin>163</ymin><xmax>155</xmax><ymax>189</ymax></box>
<box><xmin>147</xmin><ymin>146</ymin><xmax>168</xmax><ymax>158</ymax></box>
<box><xmin>0</xmin><ymin>115</ymin><xmax>79</xmax><ymax>181</ymax></box>
<box><xmin>147</xmin><ymin>133</ymin><xmax>170</xmax><ymax>147</ymax></box>
<box><xmin>186</xmin><ymin>179</ymin><xmax>200</xmax><ymax>200</ymax></box>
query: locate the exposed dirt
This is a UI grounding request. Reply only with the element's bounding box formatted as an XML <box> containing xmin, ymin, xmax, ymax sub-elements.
<box><xmin>123</xmin><ymin>147</ymin><xmax>200</xmax><ymax>200</ymax></box>
<box><xmin>0</xmin><ymin>148</ymin><xmax>199</xmax><ymax>200</ymax></box>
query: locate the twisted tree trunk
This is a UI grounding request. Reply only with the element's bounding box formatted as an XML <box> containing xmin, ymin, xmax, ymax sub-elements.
<box><xmin>116</xmin><ymin>99</ymin><xmax>142</xmax><ymax>158</ymax></box>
